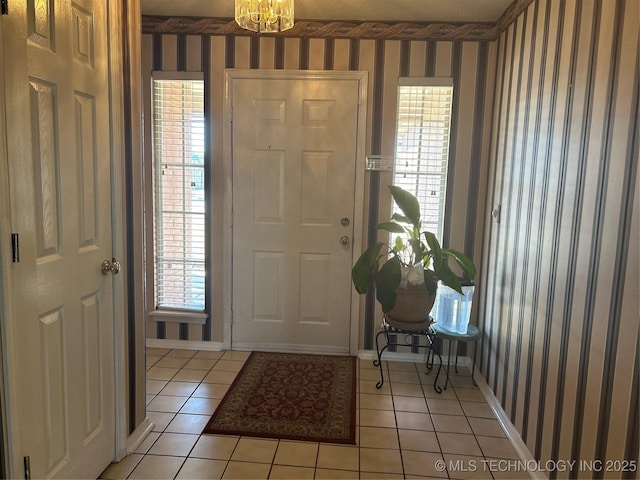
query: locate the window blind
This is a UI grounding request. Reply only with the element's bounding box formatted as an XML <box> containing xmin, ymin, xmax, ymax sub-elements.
<box><xmin>393</xmin><ymin>82</ymin><xmax>453</xmax><ymax>243</ymax></box>
<box><xmin>152</xmin><ymin>79</ymin><xmax>206</xmax><ymax>311</ymax></box>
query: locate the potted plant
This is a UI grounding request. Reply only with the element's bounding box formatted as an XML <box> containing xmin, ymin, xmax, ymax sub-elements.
<box><xmin>352</xmin><ymin>185</ymin><xmax>476</xmax><ymax>330</ymax></box>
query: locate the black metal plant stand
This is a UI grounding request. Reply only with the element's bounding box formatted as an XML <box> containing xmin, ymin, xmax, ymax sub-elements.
<box><xmin>431</xmin><ymin>323</ymin><xmax>481</xmax><ymax>390</ymax></box>
<box><xmin>373</xmin><ymin>317</ymin><xmax>444</xmax><ymax>393</ymax></box>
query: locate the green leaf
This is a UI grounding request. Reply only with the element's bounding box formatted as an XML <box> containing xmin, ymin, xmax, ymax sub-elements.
<box><xmin>376</xmin><ymin>222</ymin><xmax>406</xmax><ymax>233</ymax></box>
<box><xmin>442</xmin><ymin>248</ymin><xmax>477</xmax><ymax>279</ymax></box>
<box><xmin>394</xmin><ymin>236</ymin><xmax>404</xmax><ymax>252</ymax></box>
<box><xmin>408</xmin><ymin>237</ymin><xmax>423</xmax><ymax>264</ymax></box>
<box><xmin>389</xmin><ymin>186</ymin><xmax>421</xmax><ymax>226</ymax></box>
<box><xmin>375</xmin><ymin>256</ymin><xmax>402</xmax><ymax>313</ymax></box>
<box><xmin>351</xmin><ymin>243</ymin><xmax>383</xmax><ymax>294</ymax></box>
<box><xmin>436</xmin><ymin>262</ymin><xmax>463</xmax><ymax>294</ymax></box>
<box><xmin>423</xmin><ymin>269</ymin><xmax>439</xmax><ymax>295</ymax></box>
<box><xmin>391</xmin><ymin>213</ymin><xmax>410</xmax><ymax>224</ymax></box>
<box><xmin>423</xmin><ymin>232</ymin><xmax>443</xmax><ymax>266</ymax></box>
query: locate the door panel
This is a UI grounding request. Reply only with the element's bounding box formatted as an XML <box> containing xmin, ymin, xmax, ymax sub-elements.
<box><xmin>231</xmin><ymin>76</ymin><xmax>360</xmax><ymax>353</ymax></box>
<box><xmin>39</xmin><ymin>309</ymin><xmax>67</xmax><ymax>472</ymax></box>
<box><xmin>2</xmin><ymin>0</ymin><xmax>115</xmax><ymax>477</ymax></box>
<box><xmin>301</xmin><ymin>152</ymin><xmax>331</xmax><ymax>224</ymax></box>
<box><xmin>253</xmin><ymin>252</ymin><xmax>284</xmax><ymax>321</ymax></box>
<box><xmin>253</xmin><ymin>150</ymin><xmax>285</xmax><ymax>222</ymax></box>
<box><xmin>299</xmin><ymin>253</ymin><xmax>330</xmax><ymax>323</ymax></box>
<box><xmin>81</xmin><ymin>291</ymin><xmax>103</xmax><ymax>438</ymax></box>
<box><xmin>30</xmin><ymin>79</ymin><xmax>61</xmax><ymax>260</ymax></box>
<box><xmin>76</xmin><ymin>92</ymin><xmax>100</xmax><ymax>248</ymax></box>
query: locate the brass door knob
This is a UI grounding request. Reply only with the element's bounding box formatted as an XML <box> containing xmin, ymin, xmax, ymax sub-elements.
<box><xmin>101</xmin><ymin>258</ymin><xmax>121</xmax><ymax>275</ymax></box>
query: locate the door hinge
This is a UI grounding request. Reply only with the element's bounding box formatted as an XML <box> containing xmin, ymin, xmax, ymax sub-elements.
<box><xmin>11</xmin><ymin>233</ymin><xmax>19</xmax><ymax>263</ymax></box>
<box><xmin>23</xmin><ymin>456</ymin><xmax>31</xmax><ymax>480</ymax></box>
<box><xmin>1</xmin><ymin>0</ymin><xmax>8</xmax><ymax>15</ymax></box>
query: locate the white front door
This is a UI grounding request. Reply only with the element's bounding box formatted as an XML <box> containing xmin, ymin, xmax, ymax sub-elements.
<box><xmin>2</xmin><ymin>0</ymin><xmax>116</xmax><ymax>477</ymax></box>
<box><xmin>230</xmin><ymin>72</ymin><xmax>365</xmax><ymax>354</ymax></box>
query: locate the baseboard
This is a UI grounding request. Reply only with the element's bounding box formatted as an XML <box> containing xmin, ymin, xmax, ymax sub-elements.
<box><xmin>473</xmin><ymin>371</ymin><xmax>544</xmax><ymax>480</ymax></box>
<box><xmin>232</xmin><ymin>342</ymin><xmax>350</xmax><ymax>355</ymax></box>
<box><xmin>126</xmin><ymin>417</ymin><xmax>155</xmax><ymax>454</ymax></box>
<box><xmin>146</xmin><ymin>338</ymin><xmax>225</xmax><ymax>351</ymax></box>
<box><xmin>145</xmin><ymin>339</ymin><xmax>350</xmax><ymax>355</ymax></box>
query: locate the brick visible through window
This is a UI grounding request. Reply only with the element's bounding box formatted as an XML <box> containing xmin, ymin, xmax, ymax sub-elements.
<box><xmin>152</xmin><ymin>78</ymin><xmax>206</xmax><ymax>311</ymax></box>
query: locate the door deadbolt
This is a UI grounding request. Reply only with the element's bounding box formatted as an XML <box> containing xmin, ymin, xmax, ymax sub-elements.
<box><xmin>341</xmin><ymin>217</ymin><xmax>350</xmax><ymax>226</ymax></box>
<box><xmin>101</xmin><ymin>258</ymin><xmax>121</xmax><ymax>275</ymax></box>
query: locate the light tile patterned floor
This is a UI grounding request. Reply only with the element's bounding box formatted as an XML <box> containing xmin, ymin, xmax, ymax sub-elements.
<box><xmin>100</xmin><ymin>348</ymin><xmax>527</xmax><ymax>480</ymax></box>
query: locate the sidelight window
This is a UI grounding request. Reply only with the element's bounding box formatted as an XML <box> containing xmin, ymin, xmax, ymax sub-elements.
<box><xmin>151</xmin><ymin>75</ymin><xmax>206</xmax><ymax>312</ymax></box>
<box><xmin>393</xmin><ymin>78</ymin><xmax>454</xmax><ymax>322</ymax></box>
<box><xmin>393</xmin><ymin>77</ymin><xmax>453</xmax><ymax>244</ymax></box>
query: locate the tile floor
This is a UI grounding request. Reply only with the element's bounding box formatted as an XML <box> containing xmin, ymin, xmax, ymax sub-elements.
<box><xmin>100</xmin><ymin>348</ymin><xmax>528</xmax><ymax>479</ymax></box>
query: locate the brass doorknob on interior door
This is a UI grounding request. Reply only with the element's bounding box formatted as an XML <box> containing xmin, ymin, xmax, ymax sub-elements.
<box><xmin>101</xmin><ymin>258</ymin><xmax>121</xmax><ymax>275</ymax></box>
<box><xmin>340</xmin><ymin>236</ymin><xmax>350</xmax><ymax>246</ymax></box>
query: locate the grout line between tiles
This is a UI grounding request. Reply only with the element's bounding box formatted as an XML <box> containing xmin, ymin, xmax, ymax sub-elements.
<box><xmin>136</xmin><ymin>348</ymin><xmax>532</xmax><ymax>480</ymax></box>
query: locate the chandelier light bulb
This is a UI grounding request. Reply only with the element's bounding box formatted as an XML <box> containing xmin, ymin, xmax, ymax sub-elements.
<box><xmin>235</xmin><ymin>0</ymin><xmax>295</xmax><ymax>33</ymax></box>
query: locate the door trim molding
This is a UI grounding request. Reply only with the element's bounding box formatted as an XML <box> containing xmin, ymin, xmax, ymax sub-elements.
<box><xmin>0</xmin><ymin>12</ymin><xmax>13</xmax><ymax>478</ymax></box>
<box><xmin>108</xmin><ymin>0</ymin><xmax>134</xmax><ymax>463</ymax></box>
<box><xmin>223</xmin><ymin>69</ymin><xmax>368</xmax><ymax>355</ymax></box>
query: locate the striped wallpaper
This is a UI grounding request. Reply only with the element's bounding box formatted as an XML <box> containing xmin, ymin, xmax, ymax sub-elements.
<box><xmin>140</xmin><ymin>1</ymin><xmax>639</xmax><ymax>472</ymax></box>
<box><xmin>479</xmin><ymin>0</ymin><xmax>639</xmax><ymax>476</ymax></box>
<box><xmin>141</xmin><ymin>31</ymin><xmax>497</xmax><ymax>350</ymax></box>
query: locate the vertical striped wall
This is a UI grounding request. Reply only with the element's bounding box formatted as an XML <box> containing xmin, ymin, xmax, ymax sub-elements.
<box><xmin>141</xmin><ymin>33</ymin><xmax>497</xmax><ymax>348</ymax></box>
<box><xmin>479</xmin><ymin>0</ymin><xmax>639</xmax><ymax>476</ymax></box>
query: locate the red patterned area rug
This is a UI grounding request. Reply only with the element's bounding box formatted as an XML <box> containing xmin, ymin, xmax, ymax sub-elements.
<box><xmin>202</xmin><ymin>351</ymin><xmax>357</xmax><ymax>444</ymax></box>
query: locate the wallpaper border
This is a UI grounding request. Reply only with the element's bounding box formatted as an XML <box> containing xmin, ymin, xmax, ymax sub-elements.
<box><xmin>141</xmin><ymin>0</ymin><xmax>534</xmax><ymax>41</ymax></box>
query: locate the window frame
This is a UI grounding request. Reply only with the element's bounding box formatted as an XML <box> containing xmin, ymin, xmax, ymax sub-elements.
<box><xmin>392</xmin><ymin>76</ymin><xmax>454</xmax><ymax>245</ymax></box>
<box><xmin>147</xmin><ymin>71</ymin><xmax>209</xmax><ymax>324</ymax></box>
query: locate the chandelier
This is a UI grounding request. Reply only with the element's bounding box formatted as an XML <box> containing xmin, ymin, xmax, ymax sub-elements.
<box><xmin>235</xmin><ymin>0</ymin><xmax>294</xmax><ymax>33</ymax></box>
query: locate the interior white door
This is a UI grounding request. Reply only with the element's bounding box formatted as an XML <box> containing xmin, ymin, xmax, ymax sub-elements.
<box><xmin>2</xmin><ymin>0</ymin><xmax>116</xmax><ymax>477</ymax></box>
<box><xmin>231</xmin><ymin>75</ymin><xmax>360</xmax><ymax>354</ymax></box>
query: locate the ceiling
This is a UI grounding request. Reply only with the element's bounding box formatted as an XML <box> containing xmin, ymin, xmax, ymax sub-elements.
<box><xmin>140</xmin><ymin>0</ymin><xmax>516</xmax><ymax>24</ymax></box>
